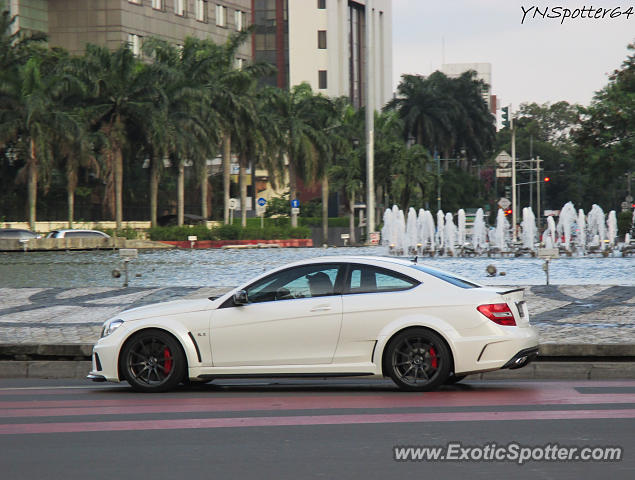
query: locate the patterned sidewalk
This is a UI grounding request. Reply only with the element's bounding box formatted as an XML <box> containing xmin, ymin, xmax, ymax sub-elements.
<box><xmin>0</xmin><ymin>285</ymin><xmax>633</xmax><ymax>346</ymax></box>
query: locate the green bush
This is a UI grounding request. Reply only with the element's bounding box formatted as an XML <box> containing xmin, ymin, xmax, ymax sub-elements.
<box><xmin>103</xmin><ymin>227</ymin><xmax>139</xmax><ymax>239</ymax></box>
<box><xmin>147</xmin><ymin>223</ymin><xmax>311</xmax><ymax>241</ymax></box>
<box><xmin>147</xmin><ymin>225</ymin><xmax>214</xmax><ymax>241</ymax></box>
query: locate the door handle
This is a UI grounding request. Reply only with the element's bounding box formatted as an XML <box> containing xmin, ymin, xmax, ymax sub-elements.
<box><xmin>310</xmin><ymin>305</ymin><xmax>332</xmax><ymax>312</ymax></box>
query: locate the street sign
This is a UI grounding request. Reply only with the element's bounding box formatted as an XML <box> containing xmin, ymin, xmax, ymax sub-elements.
<box><xmin>256</xmin><ymin>204</ymin><xmax>266</xmax><ymax>215</ymax></box>
<box><xmin>229</xmin><ymin>198</ymin><xmax>238</xmax><ymax>210</ymax></box>
<box><xmin>291</xmin><ymin>207</ymin><xmax>300</xmax><ymax>215</ymax></box>
<box><xmin>257</xmin><ymin>197</ymin><xmax>267</xmax><ymax>207</ymax></box>
<box><xmin>498</xmin><ymin>197</ymin><xmax>511</xmax><ymax>209</ymax></box>
<box><xmin>291</xmin><ymin>199</ymin><xmax>300</xmax><ymax>208</ymax></box>
<box><xmin>369</xmin><ymin>232</ymin><xmax>380</xmax><ymax>246</ymax></box>
<box><xmin>495</xmin><ymin>151</ymin><xmax>512</xmax><ymax>167</ymax></box>
<box><xmin>496</xmin><ymin>168</ymin><xmax>512</xmax><ymax>178</ymax></box>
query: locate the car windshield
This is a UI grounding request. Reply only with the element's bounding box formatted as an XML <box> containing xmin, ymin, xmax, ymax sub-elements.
<box><xmin>407</xmin><ymin>264</ymin><xmax>481</xmax><ymax>289</ymax></box>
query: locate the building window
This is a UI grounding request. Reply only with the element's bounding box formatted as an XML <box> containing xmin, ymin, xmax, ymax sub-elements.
<box><xmin>317</xmin><ymin>0</ymin><xmax>326</xmax><ymax>9</ymax></box>
<box><xmin>175</xmin><ymin>0</ymin><xmax>185</xmax><ymax>16</ymax></box>
<box><xmin>216</xmin><ymin>4</ymin><xmax>227</xmax><ymax>27</ymax></box>
<box><xmin>127</xmin><ymin>33</ymin><xmax>142</xmax><ymax>57</ymax></box>
<box><xmin>152</xmin><ymin>0</ymin><xmax>163</xmax><ymax>10</ymax></box>
<box><xmin>195</xmin><ymin>0</ymin><xmax>208</xmax><ymax>22</ymax></box>
<box><xmin>317</xmin><ymin>30</ymin><xmax>326</xmax><ymax>49</ymax></box>
<box><xmin>235</xmin><ymin>10</ymin><xmax>245</xmax><ymax>31</ymax></box>
<box><xmin>318</xmin><ymin>70</ymin><xmax>327</xmax><ymax>89</ymax></box>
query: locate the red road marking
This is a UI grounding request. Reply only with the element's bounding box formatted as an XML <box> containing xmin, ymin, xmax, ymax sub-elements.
<box><xmin>2</xmin><ymin>386</ymin><xmax>635</xmax><ymax>418</ymax></box>
<box><xmin>1</xmin><ymin>408</ymin><xmax>634</xmax><ymax>435</ymax></box>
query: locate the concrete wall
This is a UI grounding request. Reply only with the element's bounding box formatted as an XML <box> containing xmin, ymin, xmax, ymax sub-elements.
<box><xmin>45</xmin><ymin>0</ymin><xmax>251</xmax><ymax>58</ymax></box>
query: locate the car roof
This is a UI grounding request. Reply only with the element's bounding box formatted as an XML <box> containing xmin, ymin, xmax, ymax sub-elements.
<box><xmin>53</xmin><ymin>229</ymin><xmax>106</xmax><ymax>233</ymax></box>
<box><xmin>257</xmin><ymin>255</ymin><xmax>483</xmax><ymax>287</ymax></box>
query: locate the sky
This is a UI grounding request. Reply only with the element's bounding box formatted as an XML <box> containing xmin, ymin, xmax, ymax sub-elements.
<box><xmin>391</xmin><ymin>0</ymin><xmax>634</xmax><ymax>113</ymax></box>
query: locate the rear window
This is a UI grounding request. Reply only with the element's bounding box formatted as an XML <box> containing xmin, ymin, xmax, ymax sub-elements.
<box><xmin>408</xmin><ymin>265</ymin><xmax>481</xmax><ymax>289</ymax></box>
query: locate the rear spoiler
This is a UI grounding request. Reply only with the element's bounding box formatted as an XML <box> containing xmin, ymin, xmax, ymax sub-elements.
<box><xmin>497</xmin><ymin>287</ymin><xmax>525</xmax><ymax>295</ymax></box>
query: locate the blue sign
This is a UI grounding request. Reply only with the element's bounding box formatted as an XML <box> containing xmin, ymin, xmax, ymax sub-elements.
<box><xmin>291</xmin><ymin>199</ymin><xmax>300</xmax><ymax>208</ymax></box>
<box><xmin>257</xmin><ymin>197</ymin><xmax>267</xmax><ymax>207</ymax></box>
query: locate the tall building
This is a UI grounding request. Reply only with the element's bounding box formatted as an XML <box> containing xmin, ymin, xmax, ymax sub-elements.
<box><xmin>441</xmin><ymin>62</ymin><xmax>496</xmax><ymax>113</ymax></box>
<box><xmin>7</xmin><ymin>0</ymin><xmax>251</xmax><ymax>60</ymax></box>
<box><xmin>254</xmin><ymin>0</ymin><xmax>393</xmax><ymax>108</ymax></box>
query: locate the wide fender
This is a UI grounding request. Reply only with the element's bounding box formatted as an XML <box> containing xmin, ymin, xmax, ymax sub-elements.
<box><xmin>118</xmin><ymin>318</ymin><xmax>201</xmax><ymax>371</ymax></box>
<box><xmin>374</xmin><ymin>314</ymin><xmax>460</xmax><ymax>372</ymax></box>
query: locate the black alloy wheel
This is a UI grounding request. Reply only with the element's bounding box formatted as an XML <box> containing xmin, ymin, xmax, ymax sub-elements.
<box><xmin>121</xmin><ymin>330</ymin><xmax>185</xmax><ymax>392</ymax></box>
<box><xmin>385</xmin><ymin>328</ymin><xmax>451</xmax><ymax>391</ymax></box>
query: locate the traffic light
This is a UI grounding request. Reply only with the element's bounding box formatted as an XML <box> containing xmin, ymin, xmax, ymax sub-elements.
<box><xmin>504</xmin><ymin>208</ymin><xmax>512</xmax><ymax>216</ymax></box>
<box><xmin>502</xmin><ymin>106</ymin><xmax>510</xmax><ymax>128</ymax></box>
<box><xmin>544</xmin><ymin>176</ymin><xmax>551</xmax><ymax>182</ymax></box>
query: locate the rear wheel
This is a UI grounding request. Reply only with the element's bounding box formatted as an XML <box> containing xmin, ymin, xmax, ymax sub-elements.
<box><xmin>121</xmin><ymin>330</ymin><xmax>185</xmax><ymax>393</ymax></box>
<box><xmin>385</xmin><ymin>328</ymin><xmax>451</xmax><ymax>391</ymax></box>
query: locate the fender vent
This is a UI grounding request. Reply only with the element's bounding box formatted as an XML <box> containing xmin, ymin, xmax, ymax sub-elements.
<box><xmin>188</xmin><ymin>332</ymin><xmax>202</xmax><ymax>363</ymax></box>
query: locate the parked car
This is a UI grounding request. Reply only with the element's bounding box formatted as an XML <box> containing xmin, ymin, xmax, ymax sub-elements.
<box><xmin>88</xmin><ymin>256</ymin><xmax>539</xmax><ymax>392</ymax></box>
<box><xmin>0</xmin><ymin>228</ymin><xmax>41</xmax><ymax>240</ymax></box>
<box><xmin>47</xmin><ymin>229</ymin><xmax>110</xmax><ymax>239</ymax></box>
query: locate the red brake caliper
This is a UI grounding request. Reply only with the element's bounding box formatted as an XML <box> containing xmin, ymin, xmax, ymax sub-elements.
<box><xmin>163</xmin><ymin>347</ymin><xmax>172</xmax><ymax>374</ymax></box>
<box><xmin>429</xmin><ymin>347</ymin><xmax>438</xmax><ymax>369</ymax></box>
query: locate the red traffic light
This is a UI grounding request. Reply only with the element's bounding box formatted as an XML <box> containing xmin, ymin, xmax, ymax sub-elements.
<box><xmin>544</xmin><ymin>176</ymin><xmax>551</xmax><ymax>182</ymax></box>
<box><xmin>504</xmin><ymin>209</ymin><xmax>512</xmax><ymax>216</ymax></box>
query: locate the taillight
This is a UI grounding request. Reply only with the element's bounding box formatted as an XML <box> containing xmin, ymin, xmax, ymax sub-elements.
<box><xmin>477</xmin><ymin>303</ymin><xmax>516</xmax><ymax>326</ymax></box>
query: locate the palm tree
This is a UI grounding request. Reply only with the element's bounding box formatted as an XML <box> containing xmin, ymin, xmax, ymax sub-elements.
<box><xmin>0</xmin><ymin>52</ymin><xmax>76</xmax><ymax>229</ymax></box>
<box><xmin>74</xmin><ymin>44</ymin><xmax>165</xmax><ymax>230</ymax></box>
<box><xmin>329</xmin><ymin>103</ymin><xmax>365</xmax><ymax>242</ymax></box>
<box><xmin>267</xmin><ymin>83</ymin><xmax>332</xmax><ymax>228</ymax></box>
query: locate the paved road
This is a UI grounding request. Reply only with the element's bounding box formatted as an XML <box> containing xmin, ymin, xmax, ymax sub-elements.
<box><xmin>0</xmin><ymin>378</ymin><xmax>634</xmax><ymax>479</ymax></box>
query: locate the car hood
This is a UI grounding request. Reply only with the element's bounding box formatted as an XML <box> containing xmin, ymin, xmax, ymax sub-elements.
<box><xmin>117</xmin><ymin>297</ymin><xmax>218</xmax><ymax>321</ymax></box>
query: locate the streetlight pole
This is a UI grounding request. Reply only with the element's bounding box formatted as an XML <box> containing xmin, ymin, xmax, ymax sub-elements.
<box><xmin>435</xmin><ymin>150</ymin><xmax>441</xmax><ymax>211</ymax></box>
<box><xmin>365</xmin><ymin>0</ymin><xmax>375</xmax><ymax>237</ymax></box>
<box><xmin>511</xmin><ymin>112</ymin><xmax>517</xmax><ymax>242</ymax></box>
<box><xmin>536</xmin><ymin>156</ymin><xmax>542</xmax><ymax>228</ymax></box>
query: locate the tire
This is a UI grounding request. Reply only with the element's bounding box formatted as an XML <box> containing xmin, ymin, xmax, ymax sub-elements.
<box><xmin>385</xmin><ymin>328</ymin><xmax>451</xmax><ymax>391</ymax></box>
<box><xmin>120</xmin><ymin>329</ymin><xmax>186</xmax><ymax>393</ymax></box>
<box><xmin>444</xmin><ymin>374</ymin><xmax>467</xmax><ymax>385</ymax></box>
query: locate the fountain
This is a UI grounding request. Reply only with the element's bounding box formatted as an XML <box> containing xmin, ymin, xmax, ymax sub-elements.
<box><xmin>444</xmin><ymin>212</ymin><xmax>457</xmax><ymax>256</ymax></box>
<box><xmin>587</xmin><ymin>204</ymin><xmax>607</xmax><ymax>251</ymax></box>
<box><xmin>436</xmin><ymin>210</ymin><xmax>445</xmax><ymax>253</ymax></box>
<box><xmin>576</xmin><ymin>209</ymin><xmax>586</xmax><ymax>254</ymax></box>
<box><xmin>418</xmin><ymin>209</ymin><xmax>436</xmax><ymax>253</ymax></box>
<box><xmin>381</xmin><ymin>201</ymin><xmax>630</xmax><ymax>258</ymax></box>
<box><xmin>405</xmin><ymin>208</ymin><xmax>418</xmax><ymax>254</ymax></box>
<box><xmin>557</xmin><ymin>201</ymin><xmax>576</xmax><ymax>252</ymax></box>
<box><xmin>543</xmin><ymin>216</ymin><xmax>557</xmax><ymax>248</ymax></box>
<box><xmin>457</xmin><ymin>209</ymin><xmax>467</xmax><ymax>246</ymax></box>
<box><xmin>520</xmin><ymin>207</ymin><xmax>537</xmax><ymax>252</ymax></box>
<box><xmin>607</xmin><ymin>211</ymin><xmax>618</xmax><ymax>247</ymax></box>
<box><xmin>492</xmin><ymin>209</ymin><xmax>509</xmax><ymax>252</ymax></box>
<box><xmin>471</xmin><ymin>208</ymin><xmax>488</xmax><ymax>253</ymax></box>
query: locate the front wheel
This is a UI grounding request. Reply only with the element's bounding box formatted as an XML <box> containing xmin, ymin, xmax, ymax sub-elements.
<box><xmin>385</xmin><ymin>328</ymin><xmax>451</xmax><ymax>391</ymax></box>
<box><xmin>121</xmin><ymin>330</ymin><xmax>186</xmax><ymax>393</ymax></box>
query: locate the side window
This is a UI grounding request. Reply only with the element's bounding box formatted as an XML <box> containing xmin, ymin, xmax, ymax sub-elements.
<box><xmin>245</xmin><ymin>264</ymin><xmax>341</xmax><ymax>304</ymax></box>
<box><xmin>347</xmin><ymin>265</ymin><xmax>419</xmax><ymax>294</ymax></box>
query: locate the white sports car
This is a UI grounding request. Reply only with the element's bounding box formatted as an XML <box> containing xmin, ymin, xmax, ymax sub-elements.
<box><xmin>88</xmin><ymin>256</ymin><xmax>539</xmax><ymax>392</ymax></box>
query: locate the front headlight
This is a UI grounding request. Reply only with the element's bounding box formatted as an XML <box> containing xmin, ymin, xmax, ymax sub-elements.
<box><xmin>101</xmin><ymin>319</ymin><xmax>124</xmax><ymax>338</ymax></box>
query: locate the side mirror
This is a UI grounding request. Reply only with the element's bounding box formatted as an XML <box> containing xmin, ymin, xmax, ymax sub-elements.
<box><xmin>233</xmin><ymin>290</ymin><xmax>248</xmax><ymax>306</ymax></box>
